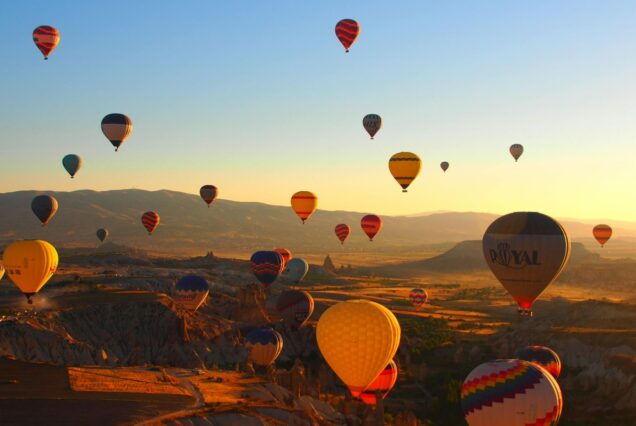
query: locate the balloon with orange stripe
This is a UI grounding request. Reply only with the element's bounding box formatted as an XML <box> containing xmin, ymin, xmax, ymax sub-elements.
<box><xmin>273</xmin><ymin>248</ymin><xmax>292</xmax><ymax>266</ymax></box>
<box><xmin>335</xmin><ymin>224</ymin><xmax>351</xmax><ymax>244</ymax></box>
<box><xmin>359</xmin><ymin>359</ymin><xmax>398</xmax><ymax>405</ymax></box>
<box><xmin>33</xmin><ymin>26</ymin><xmax>60</xmax><ymax>60</ymax></box>
<box><xmin>291</xmin><ymin>191</ymin><xmax>318</xmax><ymax>224</ymax></box>
<box><xmin>389</xmin><ymin>152</ymin><xmax>422</xmax><ymax>192</ymax></box>
<box><xmin>592</xmin><ymin>224</ymin><xmax>612</xmax><ymax>247</ymax></box>
<box><xmin>335</xmin><ymin>19</ymin><xmax>360</xmax><ymax>52</ymax></box>
<box><xmin>361</xmin><ymin>215</ymin><xmax>382</xmax><ymax>241</ymax></box>
<box><xmin>141</xmin><ymin>211</ymin><xmax>160</xmax><ymax>235</ymax></box>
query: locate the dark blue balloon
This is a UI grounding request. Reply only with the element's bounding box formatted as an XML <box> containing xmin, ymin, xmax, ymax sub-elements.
<box><xmin>250</xmin><ymin>251</ymin><xmax>284</xmax><ymax>287</ymax></box>
<box><xmin>175</xmin><ymin>275</ymin><xmax>209</xmax><ymax>292</ymax></box>
<box><xmin>246</xmin><ymin>328</ymin><xmax>282</xmax><ymax>346</ymax></box>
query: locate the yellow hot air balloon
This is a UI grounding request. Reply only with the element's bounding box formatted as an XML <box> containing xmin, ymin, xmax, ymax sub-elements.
<box><xmin>388</xmin><ymin>152</ymin><xmax>421</xmax><ymax>192</ymax></box>
<box><xmin>0</xmin><ymin>262</ymin><xmax>4</xmax><ymax>281</ymax></box>
<box><xmin>3</xmin><ymin>240</ymin><xmax>58</xmax><ymax>304</ymax></box>
<box><xmin>291</xmin><ymin>191</ymin><xmax>318</xmax><ymax>223</ymax></box>
<box><xmin>317</xmin><ymin>299</ymin><xmax>401</xmax><ymax>397</ymax></box>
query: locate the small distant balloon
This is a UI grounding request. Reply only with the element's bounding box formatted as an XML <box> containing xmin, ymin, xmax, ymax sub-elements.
<box><xmin>291</xmin><ymin>191</ymin><xmax>318</xmax><ymax>224</ymax></box>
<box><xmin>199</xmin><ymin>185</ymin><xmax>218</xmax><ymax>208</ymax></box>
<box><xmin>335</xmin><ymin>19</ymin><xmax>360</xmax><ymax>52</ymax></box>
<box><xmin>409</xmin><ymin>288</ymin><xmax>428</xmax><ymax>311</ymax></box>
<box><xmin>102</xmin><ymin>114</ymin><xmax>133</xmax><ymax>152</ymax></box>
<box><xmin>335</xmin><ymin>224</ymin><xmax>351</xmax><ymax>245</ymax></box>
<box><xmin>363</xmin><ymin>114</ymin><xmax>382</xmax><ymax>139</ymax></box>
<box><xmin>33</xmin><ymin>26</ymin><xmax>60</xmax><ymax>60</ymax></box>
<box><xmin>515</xmin><ymin>346</ymin><xmax>562</xmax><ymax>378</ymax></box>
<box><xmin>141</xmin><ymin>211</ymin><xmax>160</xmax><ymax>235</ymax></box>
<box><xmin>440</xmin><ymin>161</ymin><xmax>449</xmax><ymax>172</ymax></box>
<box><xmin>31</xmin><ymin>195</ymin><xmax>58</xmax><ymax>226</ymax></box>
<box><xmin>62</xmin><ymin>154</ymin><xmax>82</xmax><ymax>178</ymax></box>
<box><xmin>510</xmin><ymin>144</ymin><xmax>524</xmax><ymax>162</ymax></box>
<box><xmin>250</xmin><ymin>251</ymin><xmax>285</xmax><ymax>288</ymax></box>
<box><xmin>96</xmin><ymin>228</ymin><xmax>109</xmax><ymax>243</ymax></box>
<box><xmin>284</xmin><ymin>258</ymin><xmax>309</xmax><ymax>284</ymax></box>
<box><xmin>592</xmin><ymin>224</ymin><xmax>612</xmax><ymax>247</ymax></box>
<box><xmin>389</xmin><ymin>152</ymin><xmax>422</xmax><ymax>192</ymax></box>
<box><xmin>361</xmin><ymin>214</ymin><xmax>382</xmax><ymax>241</ymax></box>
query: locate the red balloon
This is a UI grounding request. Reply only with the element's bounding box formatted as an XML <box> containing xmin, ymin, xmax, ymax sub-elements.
<box><xmin>359</xmin><ymin>360</ymin><xmax>398</xmax><ymax>405</ymax></box>
<box><xmin>335</xmin><ymin>19</ymin><xmax>360</xmax><ymax>52</ymax></box>
<box><xmin>335</xmin><ymin>224</ymin><xmax>351</xmax><ymax>244</ymax></box>
<box><xmin>273</xmin><ymin>248</ymin><xmax>292</xmax><ymax>266</ymax></box>
<box><xmin>361</xmin><ymin>215</ymin><xmax>382</xmax><ymax>241</ymax></box>
<box><xmin>141</xmin><ymin>211</ymin><xmax>160</xmax><ymax>235</ymax></box>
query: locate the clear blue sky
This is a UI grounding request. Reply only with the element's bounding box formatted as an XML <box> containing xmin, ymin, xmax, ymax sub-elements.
<box><xmin>1</xmin><ymin>1</ymin><xmax>636</xmax><ymax>220</ymax></box>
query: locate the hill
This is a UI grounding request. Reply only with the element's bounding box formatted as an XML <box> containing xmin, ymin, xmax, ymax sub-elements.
<box><xmin>0</xmin><ymin>189</ymin><xmax>634</xmax><ymax>257</ymax></box>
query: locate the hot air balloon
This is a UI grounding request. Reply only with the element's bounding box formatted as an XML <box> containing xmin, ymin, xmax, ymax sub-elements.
<box><xmin>592</xmin><ymin>224</ymin><xmax>612</xmax><ymax>247</ymax></box>
<box><xmin>389</xmin><ymin>152</ymin><xmax>422</xmax><ymax>192</ymax></box>
<box><xmin>335</xmin><ymin>224</ymin><xmax>351</xmax><ymax>245</ymax></box>
<box><xmin>173</xmin><ymin>275</ymin><xmax>209</xmax><ymax>312</ymax></box>
<box><xmin>317</xmin><ymin>299</ymin><xmax>401</xmax><ymax>397</ymax></box>
<box><xmin>96</xmin><ymin>228</ymin><xmax>109</xmax><ymax>243</ymax></box>
<box><xmin>32</xmin><ymin>26</ymin><xmax>60</xmax><ymax>60</ymax></box>
<box><xmin>363</xmin><ymin>114</ymin><xmax>382</xmax><ymax>139</ymax></box>
<box><xmin>409</xmin><ymin>288</ymin><xmax>428</xmax><ymax>311</ymax></box>
<box><xmin>141</xmin><ymin>211</ymin><xmax>160</xmax><ymax>235</ymax></box>
<box><xmin>62</xmin><ymin>154</ymin><xmax>82</xmax><ymax>178</ymax></box>
<box><xmin>482</xmin><ymin>212</ymin><xmax>570</xmax><ymax>316</ymax></box>
<box><xmin>102</xmin><ymin>114</ymin><xmax>133</xmax><ymax>151</ymax></box>
<box><xmin>461</xmin><ymin>359</ymin><xmax>563</xmax><ymax>426</ymax></box>
<box><xmin>31</xmin><ymin>195</ymin><xmax>58</xmax><ymax>226</ymax></box>
<box><xmin>335</xmin><ymin>19</ymin><xmax>360</xmax><ymax>52</ymax></box>
<box><xmin>276</xmin><ymin>290</ymin><xmax>314</xmax><ymax>329</ymax></box>
<box><xmin>291</xmin><ymin>191</ymin><xmax>318</xmax><ymax>224</ymax></box>
<box><xmin>245</xmin><ymin>329</ymin><xmax>284</xmax><ymax>366</ymax></box>
<box><xmin>515</xmin><ymin>346</ymin><xmax>562</xmax><ymax>378</ymax></box>
<box><xmin>273</xmin><ymin>248</ymin><xmax>292</xmax><ymax>266</ymax></box>
<box><xmin>440</xmin><ymin>161</ymin><xmax>449</xmax><ymax>172</ymax></box>
<box><xmin>360</xmin><ymin>360</ymin><xmax>398</xmax><ymax>405</ymax></box>
<box><xmin>3</xmin><ymin>240</ymin><xmax>58</xmax><ymax>304</ymax></box>
<box><xmin>361</xmin><ymin>215</ymin><xmax>382</xmax><ymax>241</ymax></box>
<box><xmin>284</xmin><ymin>258</ymin><xmax>309</xmax><ymax>284</ymax></box>
<box><xmin>250</xmin><ymin>251</ymin><xmax>284</xmax><ymax>288</ymax></box>
<box><xmin>199</xmin><ymin>185</ymin><xmax>218</xmax><ymax>208</ymax></box>
<box><xmin>510</xmin><ymin>144</ymin><xmax>524</xmax><ymax>162</ymax></box>
<box><xmin>0</xmin><ymin>263</ymin><xmax>4</xmax><ymax>281</ymax></box>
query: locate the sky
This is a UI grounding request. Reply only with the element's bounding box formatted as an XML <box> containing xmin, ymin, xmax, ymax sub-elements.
<box><xmin>1</xmin><ymin>1</ymin><xmax>636</xmax><ymax>220</ymax></box>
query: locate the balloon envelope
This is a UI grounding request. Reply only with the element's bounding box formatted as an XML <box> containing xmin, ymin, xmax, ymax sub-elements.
<box><xmin>96</xmin><ymin>228</ymin><xmax>109</xmax><ymax>243</ymax></box>
<box><xmin>482</xmin><ymin>212</ymin><xmax>570</xmax><ymax>316</ymax></box>
<box><xmin>273</xmin><ymin>248</ymin><xmax>292</xmax><ymax>266</ymax></box>
<box><xmin>31</xmin><ymin>195</ymin><xmax>58</xmax><ymax>226</ymax></box>
<box><xmin>317</xmin><ymin>299</ymin><xmax>401</xmax><ymax>396</ymax></box>
<box><xmin>276</xmin><ymin>290</ymin><xmax>314</xmax><ymax>329</ymax></box>
<box><xmin>363</xmin><ymin>114</ymin><xmax>382</xmax><ymax>139</ymax></box>
<box><xmin>335</xmin><ymin>19</ymin><xmax>360</xmax><ymax>52</ymax></box>
<box><xmin>510</xmin><ymin>144</ymin><xmax>524</xmax><ymax>162</ymax></box>
<box><xmin>199</xmin><ymin>185</ymin><xmax>218</xmax><ymax>207</ymax></box>
<box><xmin>0</xmin><ymin>262</ymin><xmax>4</xmax><ymax>281</ymax></box>
<box><xmin>389</xmin><ymin>152</ymin><xmax>422</xmax><ymax>192</ymax></box>
<box><xmin>335</xmin><ymin>224</ymin><xmax>351</xmax><ymax>244</ymax></box>
<box><xmin>291</xmin><ymin>191</ymin><xmax>318</xmax><ymax>223</ymax></box>
<box><xmin>440</xmin><ymin>161</ymin><xmax>449</xmax><ymax>172</ymax></box>
<box><xmin>409</xmin><ymin>288</ymin><xmax>428</xmax><ymax>310</ymax></box>
<box><xmin>3</xmin><ymin>240</ymin><xmax>58</xmax><ymax>303</ymax></box>
<box><xmin>174</xmin><ymin>275</ymin><xmax>209</xmax><ymax>312</ymax></box>
<box><xmin>360</xmin><ymin>359</ymin><xmax>398</xmax><ymax>405</ymax></box>
<box><xmin>102</xmin><ymin>114</ymin><xmax>133</xmax><ymax>151</ymax></box>
<box><xmin>361</xmin><ymin>215</ymin><xmax>382</xmax><ymax>241</ymax></box>
<box><xmin>245</xmin><ymin>329</ymin><xmax>283</xmax><ymax>366</ymax></box>
<box><xmin>141</xmin><ymin>211</ymin><xmax>160</xmax><ymax>235</ymax></box>
<box><xmin>515</xmin><ymin>346</ymin><xmax>562</xmax><ymax>378</ymax></box>
<box><xmin>592</xmin><ymin>224</ymin><xmax>612</xmax><ymax>247</ymax></box>
<box><xmin>62</xmin><ymin>154</ymin><xmax>82</xmax><ymax>178</ymax></box>
<box><xmin>461</xmin><ymin>359</ymin><xmax>563</xmax><ymax>426</ymax></box>
<box><xmin>33</xmin><ymin>26</ymin><xmax>60</xmax><ymax>59</ymax></box>
<box><xmin>284</xmin><ymin>258</ymin><xmax>309</xmax><ymax>284</ymax></box>
<box><xmin>251</xmin><ymin>251</ymin><xmax>284</xmax><ymax>288</ymax></box>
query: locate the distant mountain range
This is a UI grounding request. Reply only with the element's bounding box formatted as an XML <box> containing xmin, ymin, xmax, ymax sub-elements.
<box><xmin>0</xmin><ymin>189</ymin><xmax>633</xmax><ymax>257</ymax></box>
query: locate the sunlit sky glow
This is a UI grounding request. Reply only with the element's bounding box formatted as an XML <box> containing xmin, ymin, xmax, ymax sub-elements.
<box><xmin>1</xmin><ymin>1</ymin><xmax>636</xmax><ymax>220</ymax></box>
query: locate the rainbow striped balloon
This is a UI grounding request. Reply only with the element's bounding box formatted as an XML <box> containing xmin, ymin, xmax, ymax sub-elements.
<box><xmin>461</xmin><ymin>359</ymin><xmax>563</xmax><ymax>426</ymax></box>
<box><xmin>409</xmin><ymin>288</ymin><xmax>428</xmax><ymax>310</ymax></box>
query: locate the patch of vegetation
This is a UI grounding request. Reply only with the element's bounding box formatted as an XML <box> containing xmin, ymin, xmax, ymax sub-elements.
<box><xmin>399</xmin><ymin>317</ymin><xmax>454</xmax><ymax>363</ymax></box>
<box><xmin>446</xmin><ymin>287</ymin><xmax>504</xmax><ymax>301</ymax></box>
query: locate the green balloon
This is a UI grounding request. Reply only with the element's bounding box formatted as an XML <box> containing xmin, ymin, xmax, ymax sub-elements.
<box><xmin>62</xmin><ymin>154</ymin><xmax>82</xmax><ymax>178</ymax></box>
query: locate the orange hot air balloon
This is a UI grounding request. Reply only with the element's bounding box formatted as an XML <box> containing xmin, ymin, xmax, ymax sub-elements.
<box><xmin>3</xmin><ymin>240</ymin><xmax>58</xmax><ymax>304</ymax></box>
<box><xmin>273</xmin><ymin>248</ymin><xmax>292</xmax><ymax>266</ymax></box>
<box><xmin>33</xmin><ymin>26</ymin><xmax>60</xmax><ymax>60</ymax></box>
<box><xmin>592</xmin><ymin>224</ymin><xmax>612</xmax><ymax>247</ymax></box>
<box><xmin>388</xmin><ymin>152</ymin><xmax>422</xmax><ymax>192</ymax></box>
<box><xmin>141</xmin><ymin>211</ymin><xmax>160</xmax><ymax>235</ymax></box>
<box><xmin>361</xmin><ymin>215</ymin><xmax>382</xmax><ymax>241</ymax></box>
<box><xmin>291</xmin><ymin>191</ymin><xmax>318</xmax><ymax>224</ymax></box>
<box><xmin>335</xmin><ymin>224</ymin><xmax>351</xmax><ymax>244</ymax></box>
<box><xmin>482</xmin><ymin>212</ymin><xmax>570</xmax><ymax>317</ymax></box>
<box><xmin>335</xmin><ymin>19</ymin><xmax>360</xmax><ymax>52</ymax></box>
